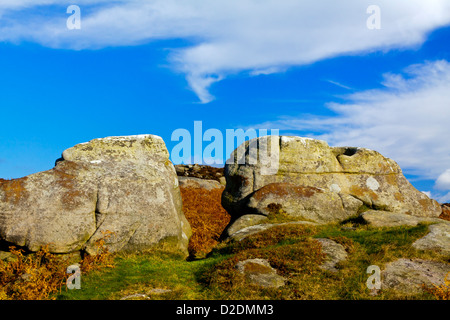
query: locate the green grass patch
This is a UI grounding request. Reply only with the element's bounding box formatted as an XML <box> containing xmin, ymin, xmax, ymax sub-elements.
<box><xmin>56</xmin><ymin>251</ymin><xmax>230</xmax><ymax>300</ymax></box>
<box><xmin>53</xmin><ymin>222</ymin><xmax>446</xmax><ymax>300</ymax></box>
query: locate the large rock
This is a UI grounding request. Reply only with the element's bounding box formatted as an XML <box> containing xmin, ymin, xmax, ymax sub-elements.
<box><xmin>412</xmin><ymin>223</ymin><xmax>450</xmax><ymax>255</ymax></box>
<box><xmin>222</xmin><ymin>136</ymin><xmax>441</xmax><ymax>226</ymax></box>
<box><xmin>381</xmin><ymin>258</ymin><xmax>450</xmax><ymax>294</ymax></box>
<box><xmin>0</xmin><ymin>135</ymin><xmax>191</xmax><ymax>256</ymax></box>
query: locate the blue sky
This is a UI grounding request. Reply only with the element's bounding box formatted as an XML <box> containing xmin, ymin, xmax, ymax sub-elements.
<box><xmin>1</xmin><ymin>1</ymin><xmax>450</xmax><ymax>202</ymax></box>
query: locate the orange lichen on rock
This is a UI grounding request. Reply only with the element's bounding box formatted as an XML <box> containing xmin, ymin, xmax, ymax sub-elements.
<box><xmin>394</xmin><ymin>192</ymin><xmax>405</xmax><ymax>202</ymax></box>
<box><xmin>52</xmin><ymin>162</ymin><xmax>86</xmax><ymax>210</ymax></box>
<box><xmin>349</xmin><ymin>185</ymin><xmax>379</xmax><ymax>201</ymax></box>
<box><xmin>0</xmin><ymin>177</ymin><xmax>29</xmax><ymax>204</ymax></box>
<box><xmin>252</xmin><ymin>183</ymin><xmax>322</xmax><ymax>201</ymax></box>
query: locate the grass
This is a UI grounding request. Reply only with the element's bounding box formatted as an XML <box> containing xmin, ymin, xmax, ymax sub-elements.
<box><xmin>56</xmin><ymin>250</ymin><xmax>231</xmax><ymax>300</ymax></box>
<box><xmin>0</xmin><ymin>232</ymin><xmax>115</xmax><ymax>300</ymax></box>
<box><xmin>1</xmin><ymin>184</ymin><xmax>448</xmax><ymax>300</ymax></box>
<box><xmin>50</xmin><ymin>222</ymin><xmax>448</xmax><ymax>300</ymax></box>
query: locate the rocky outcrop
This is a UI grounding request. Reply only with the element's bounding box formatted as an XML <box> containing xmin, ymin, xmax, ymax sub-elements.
<box><xmin>222</xmin><ymin>136</ymin><xmax>442</xmax><ymax>231</ymax></box>
<box><xmin>0</xmin><ymin>135</ymin><xmax>191</xmax><ymax>256</ymax></box>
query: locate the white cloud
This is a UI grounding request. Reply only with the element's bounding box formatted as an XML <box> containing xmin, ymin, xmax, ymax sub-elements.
<box><xmin>435</xmin><ymin>169</ymin><xmax>450</xmax><ymax>191</ymax></box>
<box><xmin>326</xmin><ymin>80</ymin><xmax>353</xmax><ymax>90</ymax></box>
<box><xmin>421</xmin><ymin>191</ymin><xmax>432</xmax><ymax>198</ymax></box>
<box><xmin>439</xmin><ymin>192</ymin><xmax>450</xmax><ymax>203</ymax></box>
<box><xmin>251</xmin><ymin>60</ymin><xmax>450</xmax><ymax>183</ymax></box>
<box><xmin>1</xmin><ymin>0</ymin><xmax>450</xmax><ymax>102</ymax></box>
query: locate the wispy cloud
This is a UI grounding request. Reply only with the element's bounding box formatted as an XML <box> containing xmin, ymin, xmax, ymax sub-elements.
<box><xmin>326</xmin><ymin>80</ymin><xmax>353</xmax><ymax>90</ymax></box>
<box><xmin>1</xmin><ymin>1</ymin><xmax>450</xmax><ymax>102</ymax></box>
<box><xmin>435</xmin><ymin>169</ymin><xmax>450</xmax><ymax>190</ymax></box>
<box><xmin>439</xmin><ymin>192</ymin><xmax>450</xmax><ymax>203</ymax></box>
<box><xmin>251</xmin><ymin>60</ymin><xmax>450</xmax><ymax>191</ymax></box>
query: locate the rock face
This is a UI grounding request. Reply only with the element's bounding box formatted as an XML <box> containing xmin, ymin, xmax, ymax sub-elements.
<box><xmin>0</xmin><ymin>135</ymin><xmax>191</xmax><ymax>256</ymax></box>
<box><xmin>222</xmin><ymin>136</ymin><xmax>442</xmax><ymax>227</ymax></box>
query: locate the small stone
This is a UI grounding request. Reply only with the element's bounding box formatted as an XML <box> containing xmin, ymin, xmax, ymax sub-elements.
<box><xmin>0</xmin><ymin>251</ymin><xmax>17</xmax><ymax>263</ymax></box>
<box><xmin>178</xmin><ymin>176</ymin><xmax>224</xmax><ymax>191</ymax></box>
<box><xmin>224</xmin><ymin>214</ymin><xmax>269</xmax><ymax>238</ymax></box>
<box><xmin>315</xmin><ymin>238</ymin><xmax>348</xmax><ymax>272</ymax></box>
<box><xmin>361</xmin><ymin>210</ymin><xmax>444</xmax><ymax>228</ymax></box>
<box><xmin>381</xmin><ymin>258</ymin><xmax>450</xmax><ymax>294</ymax></box>
<box><xmin>412</xmin><ymin>223</ymin><xmax>450</xmax><ymax>255</ymax></box>
<box><xmin>148</xmin><ymin>288</ymin><xmax>172</xmax><ymax>295</ymax></box>
<box><xmin>120</xmin><ymin>293</ymin><xmax>150</xmax><ymax>300</ymax></box>
<box><xmin>235</xmin><ymin>258</ymin><xmax>286</xmax><ymax>288</ymax></box>
<box><xmin>227</xmin><ymin>221</ymin><xmax>316</xmax><ymax>242</ymax></box>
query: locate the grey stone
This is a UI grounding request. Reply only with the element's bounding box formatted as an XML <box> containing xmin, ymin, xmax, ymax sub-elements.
<box><xmin>222</xmin><ymin>136</ymin><xmax>441</xmax><ymax>225</ymax></box>
<box><xmin>0</xmin><ymin>251</ymin><xmax>17</xmax><ymax>263</ymax></box>
<box><xmin>361</xmin><ymin>210</ymin><xmax>445</xmax><ymax>228</ymax></box>
<box><xmin>219</xmin><ymin>176</ymin><xmax>226</xmax><ymax>186</ymax></box>
<box><xmin>235</xmin><ymin>258</ymin><xmax>286</xmax><ymax>288</ymax></box>
<box><xmin>412</xmin><ymin>223</ymin><xmax>450</xmax><ymax>255</ymax></box>
<box><xmin>0</xmin><ymin>135</ymin><xmax>191</xmax><ymax>256</ymax></box>
<box><xmin>381</xmin><ymin>258</ymin><xmax>450</xmax><ymax>294</ymax></box>
<box><xmin>227</xmin><ymin>221</ymin><xmax>316</xmax><ymax>242</ymax></box>
<box><xmin>222</xmin><ymin>214</ymin><xmax>268</xmax><ymax>239</ymax></box>
<box><xmin>177</xmin><ymin>176</ymin><xmax>224</xmax><ymax>191</ymax></box>
<box><xmin>315</xmin><ymin>238</ymin><xmax>348</xmax><ymax>272</ymax></box>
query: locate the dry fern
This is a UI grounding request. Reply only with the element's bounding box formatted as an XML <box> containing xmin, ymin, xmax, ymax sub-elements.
<box><xmin>180</xmin><ymin>186</ymin><xmax>230</xmax><ymax>257</ymax></box>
